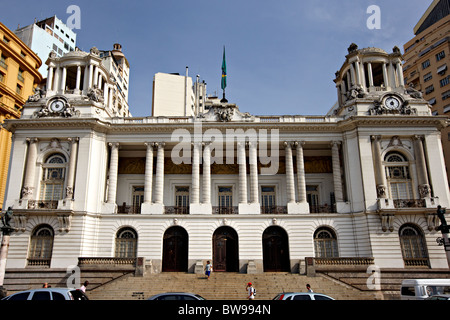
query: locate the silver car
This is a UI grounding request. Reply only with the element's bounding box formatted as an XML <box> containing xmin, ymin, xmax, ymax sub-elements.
<box><xmin>147</xmin><ymin>292</ymin><xmax>206</xmax><ymax>300</ymax></box>
<box><xmin>2</xmin><ymin>288</ymin><xmax>89</xmax><ymax>300</ymax></box>
<box><xmin>273</xmin><ymin>292</ymin><xmax>334</xmax><ymax>300</ymax></box>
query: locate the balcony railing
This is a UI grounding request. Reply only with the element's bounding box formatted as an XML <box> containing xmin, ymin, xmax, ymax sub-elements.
<box><xmin>27</xmin><ymin>258</ymin><xmax>51</xmax><ymax>267</ymax></box>
<box><xmin>309</xmin><ymin>204</ymin><xmax>336</xmax><ymax>213</ymax></box>
<box><xmin>393</xmin><ymin>199</ymin><xmax>426</xmax><ymax>208</ymax></box>
<box><xmin>27</xmin><ymin>200</ymin><xmax>58</xmax><ymax>210</ymax></box>
<box><xmin>213</xmin><ymin>206</ymin><xmax>238</xmax><ymax>215</ymax></box>
<box><xmin>404</xmin><ymin>258</ymin><xmax>430</xmax><ymax>268</ymax></box>
<box><xmin>164</xmin><ymin>206</ymin><xmax>189</xmax><ymax>214</ymax></box>
<box><xmin>260</xmin><ymin>206</ymin><xmax>287</xmax><ymax>214</ymax></box>
<box><xmin>118</xmin><ymin>204</ymin><xmax>141</xmax><ymax>214</ymax></box>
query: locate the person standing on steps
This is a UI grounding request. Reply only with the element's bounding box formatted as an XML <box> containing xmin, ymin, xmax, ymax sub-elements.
<box><xmin>205</xmin><ymin>261</ymin><xmax>213</xmax><ymax>280</ymax></box>
<box><xmin>306</xmin><ymin>284</ymin><xmax>313</xmax><ymax>292</ymax></box>
<box><xmin>246</xmin><ymin>282</ymin><xmax>256</xmax><ymax>300</ymax></box>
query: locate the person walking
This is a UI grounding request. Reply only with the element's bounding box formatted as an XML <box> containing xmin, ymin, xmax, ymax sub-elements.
<box><xmin>80</xmin><ymin>280</ymin><xmax>89</xmax><ymax>293</ymax></box>
<box><xmin>246</xmin><ymin>282</ymin><xmax>256</xmax><ymax>300</ymax></box>
<box><xmin>306</xmin><ymin>284</ymin><xmax>313</xmax><ymax>292</ymax></box>
<box><xmin>204</xmin><ymin>261</ymin><xmax>213</xmax><ymax>280</ymax></box>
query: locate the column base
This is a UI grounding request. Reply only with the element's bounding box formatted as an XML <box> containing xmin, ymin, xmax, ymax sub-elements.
<box><xmin>141</xmin><ymin>203</ymin><xmax>165</xmax><ymax>215</ymax></box>
<box><xmin>190</xmin><ymin>203</ymin><xmax>212</xmax><ymax>215</ymax></box>
<box><xmin>238</xmin><ymin>203</ymin><xmax>260</xmax><ymax>214</ymax></box>
<box><xmin>377</xmin><ymin>198</ymin><xmax>395</xmax><ymax>210</ymax></box>
<box><xmin>336</xmin><ymin>201</ymin><xmax>351</xmax><ymax>213</ymax></box>
<box><xmin>58</xmin><ymin>199</ymin><xmax>74</xmax><ymax>210</ymax></box>
<box><xmin>102</xmin><ymin>202</ymin><xmax>117</xmax><ymax>214</ymax></box>
<box><xmin>287</xmin><ymin>202</ymin><xmax>310</xmax><ymax>214</ymax></box>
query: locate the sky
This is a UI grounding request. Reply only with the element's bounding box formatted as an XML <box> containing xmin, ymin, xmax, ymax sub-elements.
<box><xmin>0</xmin><ymin>0</ymin><xmax>433</xmax><ymax>117</ymax></box>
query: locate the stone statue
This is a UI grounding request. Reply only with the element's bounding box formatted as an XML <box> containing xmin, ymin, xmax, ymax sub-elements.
<box><xmin>1</xmin><ymin>207</ymin><xmax>13</xmax><ymax>228</ymax></box>
<box><xmin>437</xmin><ymin>205</ymin><xmax>447</xmax><ymax>227</ymax></box>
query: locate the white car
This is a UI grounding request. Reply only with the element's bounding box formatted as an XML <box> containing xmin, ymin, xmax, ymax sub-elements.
<box><xmin>147</xmin><ymin>292</ymin><xmax>206</xmax><ymax>300</ymax></box>
<box><xmin>273</xmin><ymin>292</ymin><xmax>334</xmax><ymax>300</ymax></box>
<box><xmin>2</xmin><ymin>288</ymin><xmax>89</xmax><ymax>300</ymax></box>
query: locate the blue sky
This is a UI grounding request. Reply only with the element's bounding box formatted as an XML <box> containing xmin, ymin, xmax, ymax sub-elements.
<box><xmin>1</xmin><ymin>0</ymin><xmax>432</xmax><ymax>117</ymax></box>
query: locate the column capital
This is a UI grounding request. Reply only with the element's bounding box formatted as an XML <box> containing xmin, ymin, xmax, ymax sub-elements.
<box><xmin>331</xmin><ymin>141</ymin><xmax>342</xmax><ymax>147</ymax></box>
<box><xmin>294</xmin><ymin>141</ymin><xmax>305</xmax><ymax>148</ymax></box>
<box><xmin>108</xmin><ymin>142</ymin><xmax>120</xmax><ymax>148</ymax></box>
<box><xmin>26</xmin><ymin>137</ymin><xmax>39</xmax><ymax>144</ymax></box>
<box><xmin>413</xmin><ymin>135</ymin><xmax>425</xmax><ymax>141</ymax></box>
<box><xmin>370</xmin><ymin>135</ymin><xmax>382</xmax><ymax>142</ymax></box>
<box><xmin>154</xmin><ymin>142</ymin><xmax>165</xmax><ymax>149</ymax></box>
<box><xmin>67</xmin><ymin>137</ymin><xmax>80</xmax><ymax>143</ymax></box>
<box><xmin>283</xmin><ymin>141</ymin><xmax>294</xmax><ymax>148</ymax></box>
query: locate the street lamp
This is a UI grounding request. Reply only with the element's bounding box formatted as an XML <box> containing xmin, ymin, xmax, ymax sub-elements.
<box><xmin>436</xmin><ymin>205</ymin><xmax>450</xmax><ymax>268</ymax></box>
<box><xmin>0</xmin><ymin>207</ymin><xmax>15</xmax><ymax>298</ymax></box>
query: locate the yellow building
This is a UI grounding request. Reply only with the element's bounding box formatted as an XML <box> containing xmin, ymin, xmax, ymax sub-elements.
<box><xmin>403</xmin><ymin>0</ymin><xmax>450</xmax><ymax>184</ymax></box>
<box><xmin>0</xmin><ymin>22</ymin><xmax>42</xmax><ymax>210</ymax></box>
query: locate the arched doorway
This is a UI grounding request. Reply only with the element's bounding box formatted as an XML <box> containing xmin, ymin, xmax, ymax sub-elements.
<box><xmin>213</xmin><ymin>227</ymin><xmax>239</xmax><ymax>272</ymax></box>
<box><xmin>162</xmin><ymin>226</ymin><xmax>188</xmax><ymax>272</ymax></box>
<box><xmin>263</xmin><ymin>226</ymin><xmax>290</xmax><ymax>272</ymax></box>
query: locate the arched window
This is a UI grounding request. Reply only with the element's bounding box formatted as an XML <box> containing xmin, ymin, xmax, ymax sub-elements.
<box><xmin>384</xmin><ymin>152</ymin><xmax>413</xmax><ymax>200</ymax></box>
<box><xmin>314</xmin><ymin>227</ymin><xmax>339</xmax><ymax>258</ymax></box>
<box><xmin>115</xmin><ymin>227</ymin><xmax>137</xmax><ymax>258</ymax></box>
<box><xmin>399</xmin><ymin>224</ymin><xmax>429</xmax><ymax>267</ymax></box>
<box><xmin>28</xmin><ymin>225</ymin><xmax>54</xmax><ymax>267</ymax></box>
<box><xmin>39</xmin><ymin>153</ymin><xmax>67</xmax><ymax>201</ymax></box>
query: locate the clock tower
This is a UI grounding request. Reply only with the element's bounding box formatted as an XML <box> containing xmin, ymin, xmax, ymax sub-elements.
<box><xmin>332</xmin><ymin>43</ymin><xmax>431</xmax><ymax>117</ymax></box>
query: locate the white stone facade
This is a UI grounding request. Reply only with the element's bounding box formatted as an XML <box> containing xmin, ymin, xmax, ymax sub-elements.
<box><xmin>2</xmin><ymin>44</ymin><xmax>449</xmax><ymax>274</ymax></box>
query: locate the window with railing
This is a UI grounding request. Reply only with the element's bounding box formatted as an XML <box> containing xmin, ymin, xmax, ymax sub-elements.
<box><xmin>0</xmin><ymin>55</ymin><xmax>7</xmax><ymax>70</ymax></box>
<box><xmin>314</xmin><ymin>227</ymin><xmax>339</xmax><ymax>258</ymax></box>
<box><xmin>39</xmin><ymin>153</ymin><xmax>67</xmax><ymax>203</ymax></box>
<box><xmin>384</xmin><ymin>152</ymin><xmax>414</xmax><ymax>200</ymax></box>
<box><xmin>18</xmin><ymin>68</ymin><xmax>24</xmax><ymax>82</ymax></box>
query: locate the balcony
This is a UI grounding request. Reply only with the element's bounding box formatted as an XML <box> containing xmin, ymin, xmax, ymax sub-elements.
<box><xmin>117</xmin><ymin>203</ymin><xmax>141</xmax><ymax>214</ymax></box>
<box><xmin>213</xmin><ymin>206</ymin><xmax>238</xmax><ymax>215</ymax></box>
<box><xmin>260</xmin><ymin>206</ymin><xmax>287</xmax><ymax>214</ymax></box>
<box><xmin>393</xmin><ymin>199</ymin><xmax>426</xmax><ymax>209</ymax></box>
<box><xmin>164</xmin><ymin>206</ymin><xmax>189</xmax><ymax>215</ymax></box>
<box><xmin>309</xmin><ymin>204</ymin><xmax>336</xmax><ymax>213</ymax></box>
<box><xmin>27</xmin><ymin>200</ymin><xmax>58</xmax><ymax>210</ymax></box>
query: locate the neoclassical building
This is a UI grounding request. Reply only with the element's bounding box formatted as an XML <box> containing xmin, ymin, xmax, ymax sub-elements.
<box><xmin>2</xmin><ymin>44</ymin><xmax>449</xmax><ymax>275</ymax></box>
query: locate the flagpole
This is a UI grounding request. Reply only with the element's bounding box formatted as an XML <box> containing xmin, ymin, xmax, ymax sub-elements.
<box><xmin>221</xmin><ymin>46</ymin><xmax>228</xmax><ymax>103</ymax></box>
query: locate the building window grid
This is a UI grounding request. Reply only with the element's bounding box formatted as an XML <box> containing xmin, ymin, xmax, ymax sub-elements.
<box><xmin>384</xmin><ymin>153</ymin><xmax>414</xmax><ymax>200</ymax></box>
<box><xmin>314</xmin><ymin>228</ymin><xmax>339</xmax><ymax>258</ymax></box>
<box><xmin>28</xmin><ymin>226</ymin><xmax>54</xmax><ymax>266</ymax></box>
<box><xmin>39</xmin><ymin>154</ymin><xmax>67</xmax><ymax>201</ymax></box>
<box><xmin>115</xmin><ymin>228</ymin><xmax>137</xmax><ymax>258</ymax></box>
<box><xmin>436</xmin><ymin>50</ymin><xmax>446</xmax><ymax>62</ymax></box>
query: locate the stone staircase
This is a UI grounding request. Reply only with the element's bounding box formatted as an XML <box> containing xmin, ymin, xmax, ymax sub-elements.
<box><xmin>86</xmin><ymin>272</ymin><xmax>379</xmax><ymax>300</ymax></box>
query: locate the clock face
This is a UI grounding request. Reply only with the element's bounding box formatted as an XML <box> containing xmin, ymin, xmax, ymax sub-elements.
<box><xmin>50</xmin><ymin>100</ymin><xmax>65</xmax><ymax>112</ymax></box>
<box><xmin>385</xmin><ymin>97</ymin><xmax>400</xmax><ymax>109</ymax></box>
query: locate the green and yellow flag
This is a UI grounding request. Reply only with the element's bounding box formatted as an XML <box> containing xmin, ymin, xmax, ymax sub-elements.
<box><xmin>221</xmin><ymin>46</ymin><xmax>227</xmax><ymax>91</ymax></box>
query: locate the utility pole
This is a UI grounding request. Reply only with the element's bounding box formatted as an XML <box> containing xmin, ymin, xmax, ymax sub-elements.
<box><xmin>436</xmin><ymin>206</ymin><xmax>450</xmax><ymax>268</ymax></box>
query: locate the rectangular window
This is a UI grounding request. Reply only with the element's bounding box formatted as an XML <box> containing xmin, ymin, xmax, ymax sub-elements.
<box><xmin>422</xmin><ymin>60</ymin><xmax>430</xmax><ymax>69</ymax></box>
<box><xmin>174</xmin><ymin>186</ymin><xmax>189</xmax><ymax>214</ymax></box>
<box><xmin>440</xmin><ymin>76</ymin><xmax>450</xmax><ymax>88</ymax></box>
<box><xmin>261</xmin><ymin>186</ymin><xmax>276</xmax><ymax>213</ymax></box>
<box><xmin>436</xmin><ymin>50</ymin><xmax>446</xmax><ymax>61</ymax></box>
<box><xmin>423</xmin><ymin>72</ymin><xmax>432</xmax><ymax>82</ymax></box>
<box><xmin>425</xmin><ymin>85</ymin><xmax>434</xmax><ymax>94</ymax></box>
<box><xmin>18</xmin><ymin>68</ymin><xmax>24</xmax><ymax>82</ymax></box>
<box><xmin>443</xmin><ymin>90</ymin><xmax>450</xmax><ymax>100</ymax></box>
<box><xmin>0</xmin><ymin>55</ymin><xmax>7</xmax><ymax>70</ymax></box>
<box><xmin>307</xmin><ymin>185</ymin><xmax>320</xmax><ymax>213</ymax></box>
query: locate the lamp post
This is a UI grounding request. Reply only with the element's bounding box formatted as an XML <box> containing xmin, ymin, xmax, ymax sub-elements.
<box><xmin>0</xmin><ymin>207</ymin><xmax>15</xmax><ymax>298</ymax></box>
<box><xmin>436</xmin><ymin>206</ymin><xmax>450</xmax><ymax>268</ymax></box>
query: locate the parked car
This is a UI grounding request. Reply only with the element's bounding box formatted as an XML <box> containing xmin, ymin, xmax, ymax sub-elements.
<box><xmin>2</xmin><ymin>288</ymin><xmax>89</xmax><ymax>300</ymax></box>
<box><xmin>401</xmin><ymin>279</ymin><xmax>450</xmax><ymax>300</ymax></box>
<box><xmin>273</xmin><ymin>292</ymin><xmax>334</xmax><ymax>300</ymax></box>
<box><xmin>147</xmin><ymin>292</ymin><xmax>206</xmax><ymax>300</ymax></box>
<box><xmin>425</xmin><ymin>294</ymin><xmax>450</xmax><ymax>301</ymax></box>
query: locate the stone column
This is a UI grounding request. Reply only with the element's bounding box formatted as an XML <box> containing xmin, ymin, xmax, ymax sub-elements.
<box><xmin>22</xmin><ymin>138</ymin><xmax>38</xmax><ymax>200</ymax></box>
<box><xmin>154</xmin><ymin>142</ymin><xmax>165</xmax><ymax>204</ymax></box>
<box><xmin>53</xmin><ymin>67</ymin><xmax>61</xmax><ymax>92</ymax></box>
<box><xmin>191</xmin><ymin>142</ymin><xmax>200</xmax><ymax>205</ymax></box>
<box><xmin>107</xmin><ymin>143</ymin><xmax>119</xmax><ymax>204</ymax></box>
<box><xmin>284</xmin><ymin>142</ymin><xmax>296</xmax><ymax>204</ymax></box>
<box><xmin>396</xmin><ymin>61</ymin><xmax>404</xmax><ymax>87</ymax></box>
<box><xmin>60</xmin><ymin>67</ymin><xmax>67</xmax><ymax>93</ymax></box>
<box><xmin>371</xmin><ymin>136</ymin><xmax>387</xmax><ymax>198</ymax></box>
<box><xmin>382</xmin><ymin>63</ymin><xmax>389</xmax><ymax>89</ymax></box>
<box><xmin>414</xmin><ymin>135</ymin><xmax>431</xmax><ymax>198</ymax></box>
<box><xmin>75</xmin><ymin>65</ymin><xmax>81</xmax><ymax>94</ymax></box>
<box><xmin>65</xmin><ymin>137</ymin><xmax>79</xmax><ymax>200</ymax></box>
<box><xmin>93</xmin><ymin>65</ymin><xmax>98</xmax><ymax>87</ymax></box>
<box><xmin>367</xmin><ymin>62</ymin><xmax>374</xmax><ymax>87</ymax></box>
<box><xmin>103</xmin><ymin>82</ymin><xmax>109</xmax><ymax>106</ymax></box>
<box><xmin>202</xmin><ymin>142</ymin><xmax>211</xmax><ymax>204</ymax></box>
<box><xmin>47</xmin><ymin>67</ymin><xmax>54</xmax><ymax>91</ymax></box>
<box><xmin>238</xmin><ymin>141</ymin><xmax>247</xmax><ymax>204</ymax></box>
<box><xmin>331</xmin><ymin>141</ymin><xmax>343</xmax><ymax>202</ymax></box>
<box><xmin>295</xmin><ymin>141</ymin><xmax>307</xmax><ymax>203</ymax></box>
<box><xmin>144</xmin><ymin>142</ymin><xmax>154</xmax><ymax>203</ymax></box>
<box><xmin>249</xmin><ymin>141</ymin><xmax>259</xmax><ymax>204</ymax></box>
<box><xmin>88</xmin><ymin>64</ymin><xmax>94</xmax><ymax>89</ymax></box>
